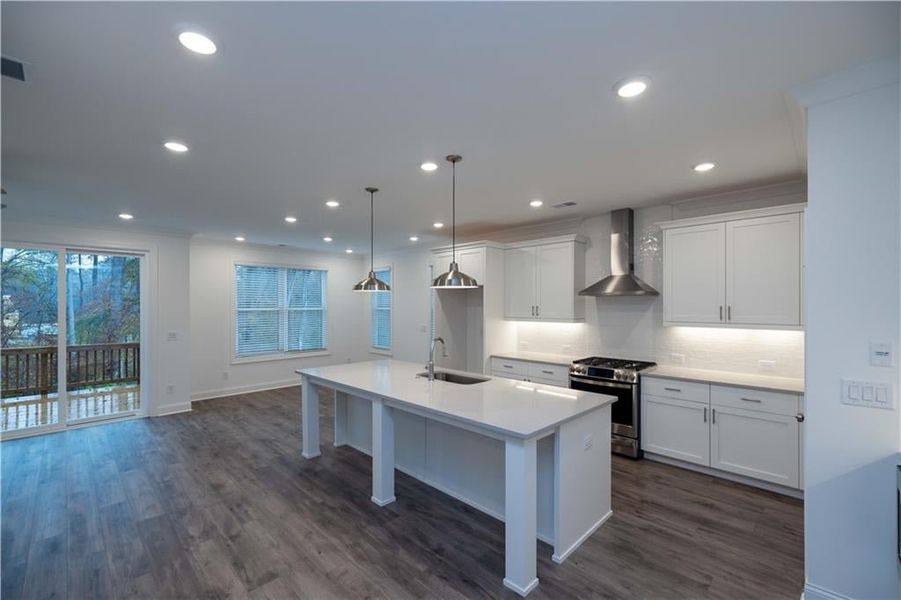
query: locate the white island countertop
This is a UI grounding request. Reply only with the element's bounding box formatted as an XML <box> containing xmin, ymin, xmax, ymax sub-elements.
<box><xmin>297</xmin><ymin>359</ymin><xmax>615</xmax><ymax>439</ymax></box>
<box><xmin>645</xmin><ymin>365</ymin><xmax>805</xmax><ymax>394</ymax></box>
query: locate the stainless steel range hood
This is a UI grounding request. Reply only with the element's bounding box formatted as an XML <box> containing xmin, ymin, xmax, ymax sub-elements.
<box><xmin>579</xmin><ymin>208</ymin><xmax>659</xmax><ymax>297</ymax></box>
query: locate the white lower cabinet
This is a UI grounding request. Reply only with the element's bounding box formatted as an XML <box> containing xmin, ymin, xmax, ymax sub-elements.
<box><xmin>642</xmin><ymin>395</ymin><xmax>709</xmax><ymax>466</ymax></box>
<box><xmin>489</xmin><ymin>357</ymin><xmax>569</xmax><ymax>387</ymax></box>
<box><xmin>641</xmin><ymin>376</ymin><xmax>802</xmax><ymax>491</ymax></box>
<box><xmin>710</xmin><ymin>405</ymin><xmax>799</xmax><ymax>488</ymax></box>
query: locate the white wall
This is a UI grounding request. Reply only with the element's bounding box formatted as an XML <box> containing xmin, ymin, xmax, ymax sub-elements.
<box><xmin>189</xmin><ymin>237</ymin><xmax>369</xmax><ymax>400</ymax></box>
<box><xmin>1</xmin><ymin>219</ymin><xmax>192</xmax><ymax>416</ymax></box>
<box><xmin>797</xmin><ymin>59</ymin><xmax>901</xmax><ymax>600</ymax></box>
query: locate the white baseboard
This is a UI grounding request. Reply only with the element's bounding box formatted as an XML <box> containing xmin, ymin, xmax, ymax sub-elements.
<box><xmin>153</xmin><ymin>402</ymin><xmax>192</xmax><ymax>417</ymax></box>
<box><xmin>191</xmin><ymin>379</ymin><xmax>299</xmax><ymax>402</ymax></box>
<box><xmin>803</xmin><ymin>582</ymin><xmax>853</xmax><ymax>600</ymax></box>
<box><xmin>551</xmin><ymin>510</ymin><xmax>613</xmax><ymax>564</ymax></box>
<box><xmin>644</xmin><ymin>452</ymin><xmax>804</xmax><ymax>499</ymax></box>
<box><xmin>503</xmin><ymin>577</ymin><xmax>539</xmax><ymax>597</ymax></box>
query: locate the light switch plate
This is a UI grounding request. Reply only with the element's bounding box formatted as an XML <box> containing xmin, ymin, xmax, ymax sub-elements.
<box><xmin>870</xmin><ymin>341</ymin><xmax>893</xmax><ymax>367</ymax></box>
<box><xmin>670</xmin><ymin>353</ymin><xmax>686</xmax><ymax>365</ymax></box>
<box><xmin>758</xmin><ymin>360</ymin><xmax>776</xmax><ymax>373</ymax></box>
<box><xmin>166</xmin><ymin>331</ymin><xmax>178</xmax><ymax>341</ymax></box>
<box><xmin>842</xmin><ymin>379</ymin><xmax>894</xmax><ymax>410</ymax></box>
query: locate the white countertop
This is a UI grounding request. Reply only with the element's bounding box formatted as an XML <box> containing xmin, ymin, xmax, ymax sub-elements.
<box><xmin>645</xmin><ymin>365</ymin><xmax>805</xmax><ymax>394</ymax></box>
<box><xmin>297</xmin><ymin>359</ymin><xmax>615</xmax><ymax>439</ymax></box>
<box><xmin>490</xmin><ymin>351</ymin><xmax>579</xmax><ymax>366</ymax></box>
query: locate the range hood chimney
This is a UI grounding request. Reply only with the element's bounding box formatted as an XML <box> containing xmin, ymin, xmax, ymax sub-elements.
<box><xmin>579</xmin><ymin>208</ymin><xmax>659</xmax><ymax>297</ymax></box>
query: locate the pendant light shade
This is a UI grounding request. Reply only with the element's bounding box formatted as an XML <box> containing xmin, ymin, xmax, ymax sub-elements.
<box><xmin>353</xmin><ymin>187</ymin><xmax>391</xmax><ymax>292</ymax></box>
<box><xmin>431</xmin><ymin>155</ymin><xmax>479</xmax><ymax>289</ymax></box>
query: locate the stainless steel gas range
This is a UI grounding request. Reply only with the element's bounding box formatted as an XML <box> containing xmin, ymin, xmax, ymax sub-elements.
<box><xmin>569</xmin><ymin>357</ymin><xmax>656</xmax><ymax>458</ymax></box>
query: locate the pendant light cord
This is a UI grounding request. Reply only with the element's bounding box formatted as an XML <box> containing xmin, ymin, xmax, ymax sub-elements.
<box><xmin>370</xmin><ymin>189</ymin><xmax>375</xmax><ymax>272</ymax></box>
<box><xmin>452</xmin><ymin>160</ymin><xmax>456</xmax><ymax>263</ymax></box>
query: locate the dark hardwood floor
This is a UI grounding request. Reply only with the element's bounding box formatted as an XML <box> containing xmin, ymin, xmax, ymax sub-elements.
<box><xmin>1</xmin><ymin>386</ymin><xmax>804</xmax><ymax>599</ymax></box>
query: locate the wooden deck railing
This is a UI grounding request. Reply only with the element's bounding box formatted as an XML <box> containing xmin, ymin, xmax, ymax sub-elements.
<box><xmin>1</xmin><ymin>343</ymin><xmax>140</xmax><ymax>399</ymax></box>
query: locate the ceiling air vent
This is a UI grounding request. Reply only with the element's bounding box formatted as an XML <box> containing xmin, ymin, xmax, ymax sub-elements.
<box><xmin>2</xmin><ymin>57</ymin><xmax>26</xmax><ymax>81</ymax></box>
<box><xmin>552</xmin><ymin>201</ymin><xmax>578</xmax><ymax>209</ymax></box>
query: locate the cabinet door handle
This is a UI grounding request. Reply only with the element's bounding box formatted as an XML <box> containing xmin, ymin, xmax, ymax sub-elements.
<box><xmin>711</xmin><ymin>408</ymin><xmax>716</xmax><ymax>424</ymax></box>
<box><xmin>502</xmin><ymin>365</ymin><xmax>514</xmax><ymax>369</ymax></box>
<box><xmin>536</xmin><ymin>305</ymin><xmax>540</xmax><ymax>317</ymax></box>
<box><xmin>795</xmin><ymin>413</ymin><xmax>805</xmax><ymax>423</ymax></box>
<box><xmin>664</xmin><ymin>387</ymin><xmax>682</xmax><ymax>393</ymax></box>
<box><xmin>740</xmin><ymin>397</ymin><xmax>762</xmax><ymax>403</ymax></box>
<box><xmin>541</xmin><ymin>370</ymin><xmax>554</xmax><ymax>375</ymax></box>
<box><xmin>719</xmin><ymin>306</ymin><xmax>723</xmax><ymax>321</ymax></box>
<box><xmin>727</xmin><ymin>305</ymin><xmax>732</xmax><ymax>321</ymax></box>
<box><xmin>703</xmin><ymin>407</ymin><xmax>707</xmax><ymax>423</ymax></box>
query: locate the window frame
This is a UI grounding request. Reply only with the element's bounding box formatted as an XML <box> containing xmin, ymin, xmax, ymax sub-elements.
<box><xmin>369</xmin><ymin>264</ymin><xmax>393</xmax><ymax>356</ymax></box>
<box><xmin>230</xmin><ymin>260</ymin><xmax>330</xmax><ymax>364</ymax></box>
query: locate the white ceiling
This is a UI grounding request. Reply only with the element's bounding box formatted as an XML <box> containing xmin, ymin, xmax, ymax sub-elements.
<box><xmin>2</xmin><ymin>2</ymin><xmax>898</xmax><ymax>252</ymax></box>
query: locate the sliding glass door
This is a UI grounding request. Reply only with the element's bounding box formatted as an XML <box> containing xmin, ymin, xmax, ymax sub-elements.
<box><xmin>65</xmin><ymin>252</ymin><xmax>141</xmax><ymax>423</ymax></box>
<box><xmin>1</xmin><ymin>248</ymin><xmax>61</xmax><ymax>432</ymax></box>
<box><xmin>1</xmin><ymin>245</ymin><xmax>145</xmax><ymax>436</ymax></box>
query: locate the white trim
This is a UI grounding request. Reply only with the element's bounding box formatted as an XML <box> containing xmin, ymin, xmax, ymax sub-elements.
<box><xmin>791</xmin><ymin>56</ymin><xmax>900</xmax><ymax>109</ymax></box>
<box><xmin>656</xmin><ymin>202</ymin><xmax>807</xmax><ymax>230</ymax></box>
<box><xmin>551</xmin><ymin>510</ymin><xmax>612</xmax><ymax>564</ymax></box>
<box><xmin>503</xmin><ymin>577</ymin><xmax>539</xmax><ymax>597</ymax></box>
<box><xmin>803</xmin><ymin>583</ymin><xmax>854</xmax><ymax>600</ymax></box>
<box><xmin>644</xmin><ymin>452</ymin><xmax>804</xmax><ymax>499</ymax></box>
<box><xmin>191</xmin><ymin>378</ymin><xmax>298</xmax><ymax>402</ymax></box>
<box><xmin>502</xmin><ymin>234</ymin><xmax>588</xmax><ymax>249</ymax></box>
<box><xmin>429</xmin><ymin>239</ymin><xmax>507</xmax><ymax>254</ymax></box>
<box><xmin>231</xmin><ymin>350</ymin><xmax>331</xmax><ymax>365</ymax></box>
<box><xmin>369</xmin><ymin>349</ymin><xmax>393</xmax><ymax>357</ymax></box>
<box><xmin>150</xmin><ymin>403</ymin><xmax>191</xmax><ymax>417</ymax></box>
<box><xmin>370</xmin><ymin>495</ymin><xmax>396</xmax><ymax>507</ymax></box>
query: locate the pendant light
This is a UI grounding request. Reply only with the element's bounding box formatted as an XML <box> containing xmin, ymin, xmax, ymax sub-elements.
<box><xmin>353</xmin><ymin>187</ymin><xmax>391</xmax><ymax>292</ymax></box>
<box><xmin>431</xmin><ymin>155</ymin><xmax>479</xmax><ymax>289</ymax></box>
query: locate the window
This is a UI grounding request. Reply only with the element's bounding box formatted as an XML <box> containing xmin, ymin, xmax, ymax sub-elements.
<box><xmin>235</xmin><ymin>264</ymin><xmax>327</xmax><ymax>358</ymax></box>
<box><xmin>370</xmin><ymin>267</ymin><xmax>391</xmax><ymax>351</ymax></box>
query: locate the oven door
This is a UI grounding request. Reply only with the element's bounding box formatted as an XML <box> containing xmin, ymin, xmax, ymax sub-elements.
<box><xmin>569</xmin><ymin>376</ymin><xmax>637</xmax><ymax>438</ymax></box>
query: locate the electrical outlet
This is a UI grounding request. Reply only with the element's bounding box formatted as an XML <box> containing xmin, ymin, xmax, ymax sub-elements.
<box><xmin>561</xmin><ymin>345</ymin><xmax>572</xmax><ymax>354</ymax></box>
<box><xmin>166</xmin><ymin>384</ymin><xmax>175</xmax><ymax>395</ymax></box>
<box><xmin>583</xmin><ymin>434</ymin><xmax>593</xmax><ymax>450</ymax></box>
<box><xmin>870</xmin><ymin>341</ymin><xmax>893</xmax><ymax>367</ymax></box>
<box><xmin>418</xmin><ymin>325</ymin><xmax>427</xmax><ymax>333</ymax></box>
<box><xmin>758</xmin><ymin>360</ymin><xmax>776</xmax><ymax>373</ymax></box>
<box><xmin>166</xmin><ymin>331</ymin><xmax>178</xmax><ymax>342</ymax></box>
<box><xmin>222</xmin><ymin>371</ymin><xmax>229</xmax><ymax>380</ymax></box>
<box><xmin>519</xmin><ymin>341</ymin><xmax>530</xmax><ymax>350</ymax></box>
<box><xmin>670</xmin><ymin>353</ymin><xmax>685</xmax><ymax>365</ymax></box>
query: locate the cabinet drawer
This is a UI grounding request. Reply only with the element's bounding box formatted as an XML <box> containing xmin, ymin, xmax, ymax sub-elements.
<box><xmin>710</xmin><ymin>385</ymin><xmax>800</xmax><ymax>416</ymax></box>
<box><xmin>527</xmin><ymin>362</ymin><xmax>569</xmax><ymax>386</ymax></box>
<box><xmin>642</xmin><ymin>377</ymin><xmax>710</xmax><ymax>404</ymax></box>
<box><xmin>490</xmin><ymin>357</ymin><xmax>528</xmax><ymax>376</ymax></box>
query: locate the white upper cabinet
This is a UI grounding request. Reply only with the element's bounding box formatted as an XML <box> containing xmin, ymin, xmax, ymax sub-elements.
<box><xmin>663</xmin><ymin>223</ymin><xmax>726</xmax><ymax>324</ymax></box>
<box><xmin>726</xmin><ymin>213</ymin><xmax>801</xmax><ymax>326</ymax></box>
<box><xmin>504</xmin><ymin>247</ymin><xmax>537</xmax><ymax>319</ymax></box>
<box><xmin>660</xmin><ymin>205</ymin><xmax>804</xmax><ymax>328</ymax></box>
<box><xmin>503</xmin><ymin>237</ymin><xmax>586</xmax><ymax>321</ymax></box>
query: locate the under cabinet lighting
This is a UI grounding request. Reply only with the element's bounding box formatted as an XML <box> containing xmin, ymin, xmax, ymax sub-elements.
<box><xmin>178</xmin><ymin>31</ymin><xmax>217</xmax><ymax>55</ymax></box>
<box><xmin>693</xmin><ymin>162</ymin><xmax>716</xmax><ymax>172</ymax></box>
<box><xmin>118</xmin><ymin>213</ymin><xmax>134</xmax><ymax>220</ymax></box>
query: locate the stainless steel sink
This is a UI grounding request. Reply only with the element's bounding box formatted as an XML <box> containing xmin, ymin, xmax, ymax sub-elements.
<box><xmin>416</xmin><ymin>371</ymin><xmax>490</xmax><ymax>385</ymax></box>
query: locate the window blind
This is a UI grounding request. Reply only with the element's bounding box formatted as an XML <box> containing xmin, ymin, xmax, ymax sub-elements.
<box><xmin>370</xmin><ymin>268</ymin><xmax>391</xmax><ymax>350</ymax></box>
<box><xmin>235</xmin><ymin>264</ymin><xmax>327</xmax><ymax>357</ymax></box>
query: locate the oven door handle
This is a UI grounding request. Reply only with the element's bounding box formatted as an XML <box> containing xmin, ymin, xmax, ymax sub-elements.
<box><xmin>569</xmin><ymin>376</ymin><xmax>634</xmax><ymax>390</ymax></box>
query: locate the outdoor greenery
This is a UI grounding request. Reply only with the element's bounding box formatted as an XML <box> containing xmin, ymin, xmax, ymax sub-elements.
<box><xmin>1</xmin><ymin>248</ymin><xmax>140</xmax><ymax>348</ymax></box>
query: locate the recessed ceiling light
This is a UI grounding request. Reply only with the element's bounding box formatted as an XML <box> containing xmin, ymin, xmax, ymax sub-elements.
<box><xmin>178</xmin><ymin>31</ymin><xmax>217</xmax><ymax>55</ymax></box>
<box><xmin>409</xmin><ymin>236</ymin><xmax>419</xmax><ymax>242</ymax></box>
<box><xmin>284</xmin><ymin>216</ymin><xmax>297</xmax><ymax>224</ymax></box>
<box><xmin>420</xmin><ymin>162</ymin><xmax>438</xmax><ymax>172</ymax></box>
<box><xmin>118</xmin><ymin>213</ymin><xmax>134</xmax><ymax>220</ymax></box>
<box><xmin>693</xmin><ymin>162</ymin><xmax>716</xmax><ymax>172</ymax></box>
<box><xmin>433</xmin><ymin>222</ymin><xmax>444</xmax><ymax>229</ymax></box>
<box><xmin>529</xmin><ymin>199</ymin><xmax>544</xmax><ymax>208</ymax></box>
<box><xmin>345</xmin><ymin>248</ymin><xmax>353</xmax><ymax>254</ymax></box>
<box><xmin>164</xmin><ymin>141</ymin><xmax>189</xmax><ymax>153</ymax></box>
<box><xmin>325</xmin><ymin>199</ymin><xmax>340</xmax><ymax>208</ymax></box>
<box><xmin>323</xmin><ymin>236</ymin><xmax>333</xmax><ymax>242</ymax></box>
<box><xmin>234</xmin><ymin>236</ymin><xmax>245</xmax><ymax>242</ymax></box>
<box><xmin>614</xmin><ymin>77</ymin><xmax>649</xmax><ymax>98</ymax></box>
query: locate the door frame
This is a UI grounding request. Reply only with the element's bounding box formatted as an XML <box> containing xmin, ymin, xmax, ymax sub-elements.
<box><xmin>1</xmin><ymin>241</ymin><xmax>150</xmax><ymax>440</ymax></box>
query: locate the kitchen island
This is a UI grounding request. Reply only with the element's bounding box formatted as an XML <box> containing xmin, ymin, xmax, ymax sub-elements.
<box><xmin>297</xmin><ymin>359</ymin><xmax>615</xmax><ymax>596</ymax></box>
